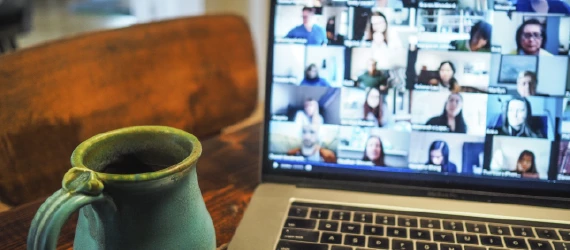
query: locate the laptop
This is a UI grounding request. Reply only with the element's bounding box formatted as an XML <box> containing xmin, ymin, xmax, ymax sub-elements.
<box><xmin>230</xmin><ymin>0</ymin><xmax>570</xmax><ymax>249</ymax></box>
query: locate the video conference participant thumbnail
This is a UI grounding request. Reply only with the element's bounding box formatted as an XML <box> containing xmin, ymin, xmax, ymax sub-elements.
<box><xmin>488</xmin><ymin>54</ymin><xmax>568</xmax><ymax>97</ymax></box>
<box><xmin>304</xmin><ymin>46</ymin><xmax>346</xmax><ymax>87</ymax></box>
<box><xmin>494</xmin><ymin>0</ymin><xmax>570</xmax><ymax>14</ymax></box>
<box><xmin>272</xmin><ymin>45</ymin><xmax>346</xmax><ymax>87</ymax></box>
<box><xmin>337</xmin><ymin>126</ymin><xmax>410</xmax><ymax>167</ymax></box>
<box><xmin>485</xmin><ymin>95</ymin><xmax>562</xmax><ymax>140</ymax></box>
<box><xmin>270</xmin><ymin>83</ymin><xmax>342</xmax><ymax>125</ymax></box>
<box><xmin>348</xmin><ymin>8</ymin><xmax>413</xmax><ymax>47</ymax></box>
<box><xmin>268</xmin><ymin>121</ymin><xmax>340</xmax><ymax>163</ymax></box>
<box><xmin>406</xmin><ymin>50</ymin><xmax>492</xmax><ymax>93</ymax></box>
<box><xmin>449</xmin><ymin>21</ymin><xmax>493</xmax><ymax>53</ymax></box>
<box><xmin>408</xmin><ymin>131</ymin><xmax>485</xmax><ymax>174</ymax></box>
<box><xmin>275</xmin><ymin>5</ymin><xmax>349</xmax><ymax>45</ymax></box>
<box><xmin>556</xmin><ymin>139</ymin><xmax>570</xmax><ymax>181</ymax></box>
<box><xmin>492</xmin><ymin>13</ymin><xmax>570</xmax><ymax>56</ymax></box>
<box><xmin>415</xmin><ymin>9</ymin><xmax>493</xmax><ymax>50</ymax></box>
<box><xmin>273</xmin><ymin>44</ymin><xmax>306</xmax><ymax>85</ymax></box>
<box><xmin>340</xmin><ymin>86</ymin><xmax>411</xmax><ymax>130</ymax></box>
<box><xmin>411</xmin><ymin>92</ymin><xmax>488</xmax><ymax>135</ymax></box>
<box><xmin>486</xmin><ymin>135</ymin><xmax>552</xmax><ymax>179</ymax></box>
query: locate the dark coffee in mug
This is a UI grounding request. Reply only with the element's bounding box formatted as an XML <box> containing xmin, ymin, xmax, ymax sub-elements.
<box><xmin>101</xmin><ymin>152</ymin><xmax>176</xmax><ymax>174</ymax></box>
<box><xmin>89</xmin><ymin>133</ymin><xmax>193</xmax><ymax>175</ymax></box>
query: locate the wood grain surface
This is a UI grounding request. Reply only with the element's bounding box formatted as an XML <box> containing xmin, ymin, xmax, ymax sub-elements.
<box><xmin>0</xmin><ymin>123</ymin><xmax>262</xmax><ymax>249</ymax></box>
<box><xmin>0</xmin><ymin>15</ymin><xmax>258</xmax><ymax>205</ymax></box>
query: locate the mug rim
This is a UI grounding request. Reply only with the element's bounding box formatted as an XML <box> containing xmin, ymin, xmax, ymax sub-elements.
<box><xmin>70</xmin><ymin>126</ymin><xmax>202</xmax><ymax>183</ymax></box>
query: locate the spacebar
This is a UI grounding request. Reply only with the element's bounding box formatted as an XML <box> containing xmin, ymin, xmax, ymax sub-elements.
<box><xmin>276</xmin><ymin>240</ymin><xmax>329</xmax><ymax>250</ymax></box>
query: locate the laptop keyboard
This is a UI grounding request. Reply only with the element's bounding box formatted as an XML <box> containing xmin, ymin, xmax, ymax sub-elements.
<box><xmin>276</xmin><ymin>202</ymin><xmax>570</xmax><ymax>250</ymax></box>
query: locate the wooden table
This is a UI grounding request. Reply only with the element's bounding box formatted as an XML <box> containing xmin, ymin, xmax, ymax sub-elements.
<box><xmin>0</xmin><ymin>123</ymin><xmax>262</xmax><ymax>249</ymax></box>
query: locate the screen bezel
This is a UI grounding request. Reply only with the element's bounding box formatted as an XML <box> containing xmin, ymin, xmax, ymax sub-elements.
<box><xmin>261</xmin><ymin>0</ymin><xmax>570</xmax><ymax>205</ymax></box>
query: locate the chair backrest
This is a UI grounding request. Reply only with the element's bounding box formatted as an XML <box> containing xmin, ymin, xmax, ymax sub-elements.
<box><xmin>0</xmin><ymin>15</ymin><xmax>258</xmax><ymax>205</ymax></box>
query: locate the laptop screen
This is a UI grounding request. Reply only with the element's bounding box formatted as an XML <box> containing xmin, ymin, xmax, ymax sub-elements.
<box><xmin>264</xmin><ymin>0</ymin><xmax>570</xmax><ymax>195</ymax></box>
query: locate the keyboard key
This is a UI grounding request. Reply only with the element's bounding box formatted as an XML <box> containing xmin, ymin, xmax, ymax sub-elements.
<box><xmin>392</xmin><ymin>239</ymin><xmax>413</xmax><ymax>250</ymax></box>
<box><xmin>331</xmin><ymin>211</ymin><xmax>351</xmax><ymax>221</ymax></box>
<box><xmin>375</xmin><ymin>214</ymin><xmax>396</xmax><ymax>225</ymax></box>
<box><xmin>318</xmin><ymin>220</ymin><xmax>338</xmax><ymax>232</ymax></box>
<box><xmin>466</xmin><ymin>222</ymin><xmax>488</xmax><ymax>234</ymax></box>
<box><xmin>420</xmin><ymin>218</ymin><xmax>441</xmax><ymax>229</ymax></box>
<box><xmin>341</xmin><ymin>222</ymin><xmax>362</xmax><ymax>234</ymax></box>
<box><xmin>398</xmin><ymin>216</ymin><xmax>418</xmax><ymax>227</ymax></box>
<box><xmin>433</xmin><ymin>231</ymin><xmax>455</xmax><ymax>243</ymax></box>
<box><xmin>537</xmin><ymin>228</ymin><xmax>561</xmax><ymax>240</ymax></box>
<box><xmin>284</xmin><ymin>218</ymin><xmax>317</xmax><ymax>229</ymax></box>
<box><xmin>310</xmin><ymin>209</ymin><xmax>329</xmax><ymax>219</ymax></box>
<box><xmin>344</xmin><ymin>234</ymin><xmax>365</xmax><ymax>247</ymax></box>
<box><xmin>528</xmin><ymin>239</ymin><xmax>553</xmax><ymax>250</ymax></box>
<box><xmin>488</xmin><ymin>248</ymin><xmax>509</xmax><ymax>250</ymax></box>
<box><xmin>354</xmin><ymin>212</ymin><xmax>373</xmax><ymax>223</ymax></box>
<box><xmin>410</xmin><ymin>229</ymin><xmax>431</xmax><ymax>240</ymax></box>
<box><xmin>512</xmin><ymin>226</ymin><xmax>535</xmax><ymax>237</ymax></box>
<box><xmin>320</xmin><ymin>232</ymin><xmax>342</xmax><ymax>244</ymax></box>
<box><xmin>331</xmin><ymin>247</ymin><xmax>351</xmax><ymax>250</ymax></box>
<box><xmin>386</xmin><ymin>226</ymin><xmax>408</xmax><ymax>238</ymax></box>
<box><xmin>416</xmin><ymin>241</ymin><xmax>438</xmax><ymax>250</ymax></box>
<box><xmin>440</xmin><ymin>243</ymin><xmax>462</xmax><ymax>250</ymax></box>
<box><xmin>281</xmin><ymin>228</ymin><xmax>319</xmax><ymax>242</ymax></box>
<box><xmin>559</xmin><ymin>230</ymin><xmax>570</xmax><ymax>241</ymax></box>
<box><xmin>489</xmin><ymin>224</ymin><xmax>511</xmax><ymax>236</ymax></box>
<box><xmin>480</xmin><ymin>235</ymin><xmax>503</xmax><ymax>247</ymax></box>
<box><xmin>288</xmin><ymin>206</ymin><xmax>308</xmax><ymax>217</ymax></box>
<box><xmin>276</xmin><ymin>240</ymin><xmax>328</xmax><ymax>250</ymax></box>
<box><xmin>363</xmin><ymin>225</ymin><xmax>384</xmax><ymax>236</ymax></box>
<box><xmin>456</xmin><ymin>233</ymin><xmax>479</xmax><ymax>244</ymax></box>
<box><xmin>367</xmin><ymin>236</ymin><xmax>389</xmax><ymax>249</ymax></box>
<box><xmin>504</xmin><ymin>237</ymin><xmax>528</xmax><ymax>249</ymax></box>
<box><xmin>553</xmin><ymin>241</ymin><xmax>570</xmax><ymax>250</ymax></box>
<box><xmin>443</xmin><ymin>220</ymin><xmax>464</xmax><ymax>231</ymax></box>
<box><xmin>464</xmin><ymin>246</ymin><xmax>486</xmax><ymax>250</ymax></box>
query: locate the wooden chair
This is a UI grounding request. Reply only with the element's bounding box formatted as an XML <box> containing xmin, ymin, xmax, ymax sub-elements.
<box><xmin>0</xmin><ymin>15</ymin><xmax>258</xmax><ymax>206</ymax></box>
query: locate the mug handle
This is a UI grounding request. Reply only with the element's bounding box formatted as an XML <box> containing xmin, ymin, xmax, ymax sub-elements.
<box><xmin>27</xmin><ymin>167</ymin><xmax>112</xmax><ymax>250</ymax></box>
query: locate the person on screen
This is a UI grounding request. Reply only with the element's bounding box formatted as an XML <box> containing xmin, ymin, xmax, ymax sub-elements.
<box><xmin>286</xmin><ymin>124</ymin><xmax>336</xmax><ymax>163</ymax></box>
<box><xmin>363</xmin><ymin>87</ymin><xmax>385</xmax><ymax>126</ymax></box>
<box><xmin>450</xmin><ymin>21</ymin><xmax>492</xmax><ymax>52</ymax></box>
<box><xmin>515</xmin><ymin>150</ymin><xmax>540</xmax><ymax>178</ymax></box>
<box><xmin>285</xmin><ymin>7</ymin><xmax>327</xmax><ymax>45</ymax></box>
<box><xmin>362</xmin><ymin>136</ymin><xmax>386</xmax><ymax>167</ymax></box>
<box><xmin>326</xmin><ymin>17</ymin><xmax>345</xmax><ymax>46</ymax></box>
<box><xmin>426</xmin><ymin>140</ymin><xmax>457</xmax><ymax>173</ymax></box>
<box><xmin>357</xmin><ymin>59</ymin><xmax>389</xmax><ymax>92</ymax></box>
<box><xmin>426</xmin><ymin>93</ymin><xmax>467</xmax><ymax>133</ymax></box>
<box><xmin>498</xmin><ymin>97</ymin><xmax>545</xmax><ymax>138</ymax></box>
<box><xmin>294</xmin><ymin>98</ymin><xmax>324</xmax><ymax>126</ymax></box>
<box><xmin>363</xmin><ymin>11</ymin><xmax>403</xmax><ymax>50</ymax></box>
<box><xmin>516</xmin><ymin>71</ymin><xmax>538</xmax><ymax>97</ymax></box>
<box><xmin>516</xmin><ymin>0</ymin><xmax>570</xmax><ymax>14</ymax></box>
<box><xmin>511</xmin><ymin>19</ymin><xmax>552</xmax><ymax>56</ymax></box>
<box><xmin>436</xmin><ymin>61</ymin><xmax>461</xmax><ymax>93</ymax></box>
<box><xmin>406</xmin><ymin>44</ymin><xmax>461</xmax><ymax>93</ymax></box>
<box><xmin>300</xmin><ymin>64</ymin><xmax>330</xmax><ymax>87</ymax></box>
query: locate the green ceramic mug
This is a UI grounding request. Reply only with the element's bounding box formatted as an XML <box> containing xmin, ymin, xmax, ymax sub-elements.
<box><xmin>27</xmin><ymin>126</ymin><xmax>216</xmax><ymax>250</ymax></box>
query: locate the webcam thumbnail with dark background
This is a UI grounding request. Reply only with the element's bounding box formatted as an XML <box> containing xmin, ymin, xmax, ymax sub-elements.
<box><xmin>268</xmin><ymin>0</ymin><xmax>570</xmax><ymax>182</ymax></box>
